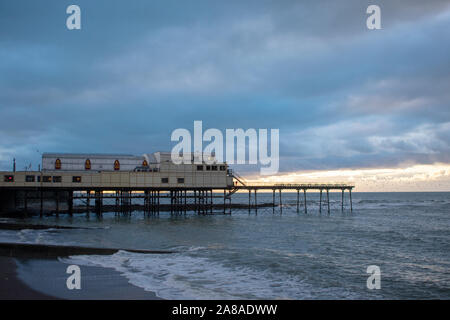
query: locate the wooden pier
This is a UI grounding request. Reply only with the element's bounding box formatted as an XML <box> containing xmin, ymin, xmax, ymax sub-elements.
<box><xmin>235</xmin><ymin>184</ymin><xmax>353</xmax><ymax>214</ymax></box>
<box><xmin>0</xmin><ymin>183</ymin><xmax>354</xmax><ymax>216</ymax></box>
<box><xmin>0</xmin><ymin>153</ymin><xmax>355</xmax><ymax>217</ymax></box>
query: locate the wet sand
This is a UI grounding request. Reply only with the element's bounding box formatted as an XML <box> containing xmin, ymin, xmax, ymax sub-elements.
<box><xmin>0</xmin><ymin>257</ymin><xmax>58</xmax><ymax>299</ymax></box>
<box><xmin>0</xmin><ymin>256</ymin><xmax>161</xmax><ymax>300</ymax></box>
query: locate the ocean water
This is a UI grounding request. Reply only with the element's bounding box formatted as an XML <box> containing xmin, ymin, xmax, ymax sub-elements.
<box><xmin>1</xmin><ymin>192</ymin><xmax>449</xmax><ymax>299</ymax></box>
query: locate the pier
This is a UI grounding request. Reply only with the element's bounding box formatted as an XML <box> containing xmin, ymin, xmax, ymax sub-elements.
<box><xmin>0</xmin><ymin>183</ymin><xmax>354</xmax><ymax>217</ymax></box>
<box><xmin>235</xmin><ymin>184</ymin><xmax>353</xmax><ymax>214</ymax></box>
<box><xmin>0</xmin><ymin>152</ymin><xmax>354</xmax><ymax>216</ymax></box>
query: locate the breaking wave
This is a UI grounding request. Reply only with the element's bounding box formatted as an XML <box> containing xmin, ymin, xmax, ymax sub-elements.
<box><xmin>60</xmin><ymin>249</ymin><xmax>357</xmax><ymax>300</ymax></box>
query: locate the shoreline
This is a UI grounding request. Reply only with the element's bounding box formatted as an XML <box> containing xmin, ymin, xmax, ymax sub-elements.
<box><xmin>1</xmin><ymin>255</ymin><xmax>162</xmax><ymax>300</ymax></box>
<box><xmin>0</xmin><ymin>256</ymin><xmax>59</xmax><ymax>299</ymax></box>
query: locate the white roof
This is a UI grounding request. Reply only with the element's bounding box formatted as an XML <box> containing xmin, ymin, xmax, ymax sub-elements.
<box><xmin>42</xmin><ymin>153</ymin><xmax>141</xmax><ymax>159</ymax></box>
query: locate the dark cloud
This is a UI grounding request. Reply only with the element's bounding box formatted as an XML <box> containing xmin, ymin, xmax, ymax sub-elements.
<box><xmin>0</xmin><ymin>0</ymin><xmax>449</xmax><ymax>173</ymax></box>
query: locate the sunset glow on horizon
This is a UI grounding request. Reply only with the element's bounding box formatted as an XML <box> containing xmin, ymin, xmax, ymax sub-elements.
<box><xmin>244</xmin><ymin>163</ymin><xmax>450</xmax><ymax>192</ymax></box>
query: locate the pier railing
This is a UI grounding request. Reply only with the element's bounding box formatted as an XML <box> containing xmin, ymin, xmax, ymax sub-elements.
<box><xmin>235</xmin><ymin>182</ymin><xmax>354</xmax><ymax>189</ymax></box>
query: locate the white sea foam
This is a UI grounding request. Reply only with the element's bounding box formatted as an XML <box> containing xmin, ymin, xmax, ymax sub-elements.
<box><xmin>0</xmin><ymin>228</ymin><xmax>77</xmax><ymax>246</ymax></box>
<box><xmin>60</xmin><ymin>249</ymin><xmax>327</xmax><ymax>299</ymax></box>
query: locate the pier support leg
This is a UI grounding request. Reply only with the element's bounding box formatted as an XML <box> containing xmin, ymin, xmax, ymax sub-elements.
<box><xmin>68</xmin><ymin>191</ymin><xmax>73</xmax><ymax>216</ymax></box>
<box><xmin>152</xmin><ymin>191</ymin><xmax>154</xmax><ymax>214</ymax></box>
<box><xmin>157</xmin><ymin>191</ymin><xmax>160</xmax><ymax>215</ymax></box>
<box><xmin>272</xmin><ymin>189</ymin><xmax>275</xmax><ymax>213</ymax></box>
<box><xmin>194</xmin><ymin>190</ymin><xmax>197</xmax><ymax>214</ymax></box>
<box><xmin>349</xmin><ymin>189</ymin><xmax>353</xmax><ymax>212</ymax></box>
<box><xmin>223</xmin><ymin>190</ymin><xmax>226</xmax><ymax>214</ymax></box>
<box><xmin>146</xmin><ymin>191</ymin><xmax>150</xmax><ymax>215</ymax></box>
<box><xmin>154</xmin><ymin>190</ymin><xmax>157</xmax><ymax>214</ymax></box>
<box><xmin>149</xmin><ymin>191</ymin><xmax>153</xmax><ymax>214</ymax></box>
<box><xmin>229</xmin><ymin>191</ymin><xmax>232</xmax><ymax>215</ymax></box>
<box><xmin>115</xmin><ymin>191</ymin><xmax>120</xmax><ymax>214</ymax></box>
<box><xmin>327</xmin><ymin>189</ymin><xmax>330</xmax><ymax>214</ymax></box>
<box><xmin>199</xmin><ymin>190</ymin><xmax>202</xmax><ymax>215</ymax></box>
<box><xmin>341</xmin><ymin>189</ymin><xmax>344</xmax><ymax>212</ymax></box>
<box><xmin>184</xmin><ymin>190</ymin><xmax>187</xmax><ymax>215</ymax></box>
<box><xmin>296</xmin><ymin>189</ymin><xmax>299</xmax><ymax>213</ymax></box>
<box><xmin>95</xmin><ymin>190</ymin><xmax>102</xmax><ymax>215</ymax></box>
<box><xmin>199</xmin><ymin>190</ymin><xmax>203</xmax><ymax>215</ymax></box>
<box><xmin>319</xmin><ymin>189</ymin><xmax>322</xmax><ymax>213</ymax></box>
<box><xmin>86</xmin><ymin>190</ymin><xmax>90</xmax><ymax>217</ymax></box>
<box><xmin>279</xmin><ymin>189</ymin><xmax>282</xmax><ymax>213</ymax></box>
<box><xmin>172</xmin><ymin>191</ymin><xmax>174</xmax><ymax>214</ymax></box>
<box><xmin>254</xmin><ymin>189</ymin><xmax>257</xmax><ymax>214</ymax></box>
<box><xmin>248</xmin><ymin>190</ymin><xmax>251</xmax><ymax>213</ymax></box>
<box><xmin>303</xmin><ymin>189</ymin><xmax>307</xmax><ymax>214</ymax></box>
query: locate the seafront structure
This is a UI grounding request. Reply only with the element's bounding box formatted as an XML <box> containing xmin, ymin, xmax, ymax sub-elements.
<box><xmin>0</xmin><ymin>152</ymin><xmax>354</xmax><ymax>215</ymax></box>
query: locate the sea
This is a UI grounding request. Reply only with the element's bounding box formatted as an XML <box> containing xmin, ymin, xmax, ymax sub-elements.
<box><xmin>0</xmin><ymin>192</ymin><xmax>449</xmax><ymax>299</ymax></box>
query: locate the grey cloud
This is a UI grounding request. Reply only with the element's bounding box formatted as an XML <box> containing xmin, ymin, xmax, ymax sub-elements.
<box><xmin>1</xmin><ymin>0</ymin><xmax>450</xmax><ymax>172</ymax></box>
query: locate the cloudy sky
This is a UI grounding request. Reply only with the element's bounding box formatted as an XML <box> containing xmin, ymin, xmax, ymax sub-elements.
<box><xmin>1</xmin><ymin>0</ymin><xmax>449</xmax><ymax>190</ymax></box>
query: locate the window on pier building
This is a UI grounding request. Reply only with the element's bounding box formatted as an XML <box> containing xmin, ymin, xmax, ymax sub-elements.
<box><xmin>114</xmin><ymin>160</ymin><xmax>120</xmax><ymax>171</ymax></box>
<box><xmin>206</xmin><ymin>166</ymin><xmax>211</xmax><ymax>171</ymax></box>
<box><xmin>43</xmin><ymin>176</ymin><xmax>51</xmax><ymax>183</ymax></box>
<box><xmin>197</xmin><ymin>165</ymin><xmax>203</xmax><ymax>171</ymax></box>
<box><xmin>26</xmin><ymin>175</ymin><xmax>35</xmax><ymax>182</ymax></box>
<box><xmin>177</xmin><ymin>178</ymin><xmax>184</xmax><ymax>184</ymax></box>
<box><xmin>85</xmin><ymin>159</ymin><xmax>91</xmax><ymax>170</ymax></box>
<box><xmin>72</xmin><ymin>176</ymin><xmax>81</xmax><ymax>183</ymax></box>
<box><xmin>142</xmin><ymin>159</ymin><xmax>148</xmax><ymax>167</ymax></box>
<box><xmin>3</xmin><ymin>175</ymin><xmax>14</xmax><ymax>182</ymax></box>
<box><xmin>55</xmin><ymin>158</ymin><xmax>61</xmax><ymax>170</ymax></box>
<box><xmin>212</xmin><ymin>166</ymin><xmax>218</xmax><ymax>171</ymax></box>
<box><xmin>53</xmin><ymin>176</ymin><xmax>62</xmax><ymax>183</ymax></box>
<box><xmin>220</xmin><ymin>166</ymin><xmax>226</xmax><ymax>171</ymax></box>
<box><xmin>161</xmin><ymin>178</ymin><xmax>169</xmax><ymax>183</ymax></box>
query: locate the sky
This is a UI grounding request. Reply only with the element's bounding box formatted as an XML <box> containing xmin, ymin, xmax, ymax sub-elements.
<box><xmin>1</xmin><ymin>0</ymin><xmax>450</xmax><ymax>191</ymax></box>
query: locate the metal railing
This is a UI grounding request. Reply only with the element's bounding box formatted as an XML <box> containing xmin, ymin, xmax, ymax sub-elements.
<box><xmin>235</xmin><ymin>182</ymin><xmax>354</xmax><ymax>188</ymax></box>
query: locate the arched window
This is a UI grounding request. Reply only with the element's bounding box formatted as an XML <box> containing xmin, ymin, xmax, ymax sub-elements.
<box><xmin>85</xmin><ymin>159</ymin><xmax>91</xmax><ymax>170</ymax></box>
<box><xmin>55</xmin><ymin>159</ymin><xmax>61</xmax><ymax>170</ymax></box>
<box><xmin>142</xmin><ymin>159</ymin><xmax>148</xmax><ymax>167</ymax></box>
<box><xmin>114</xmin><ymin>160</ymin><xmax>120</xmax><ymax>171</ymax></box>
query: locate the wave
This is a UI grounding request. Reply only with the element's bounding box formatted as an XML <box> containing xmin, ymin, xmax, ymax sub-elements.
<box><xmin>60</xmin><ymin>249</ymin><xmax>358</xmax><ymax>300</ymax></box>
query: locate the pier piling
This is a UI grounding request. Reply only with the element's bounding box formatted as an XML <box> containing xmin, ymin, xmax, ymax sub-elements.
<box><xmin>327</xmin><ymin>189</ymin><xmax>330</xmax><ymax>214</ymax></box>
<box><xmin>319</xmin><ymin>189</ymin><xmax>322</xmax><ymax>213</ymax></box>
<box><xmin>272</xmin><ymin>189</ymin><xmax>276</xmax><ymax>213</ymax></box>
<box><xmin>1</xmin><ymin>181</ymin><xmax>354</xmax><ymax>216</ymax></box>
<box><xmin>349</xmin><ymin>189</ymin><xmax>353</xmax><ymax>212</ymax></box>
<box><xmin>303</xmin><ymin>189</ymin><xmax>307</xmax><ymax>214</ymax></box>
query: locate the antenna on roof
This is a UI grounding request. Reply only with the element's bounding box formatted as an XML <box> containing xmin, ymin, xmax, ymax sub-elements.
<box><xmin>13</xmin><ymin>158</ymin><xmax>16</xmax><ymax>172</ymax></box>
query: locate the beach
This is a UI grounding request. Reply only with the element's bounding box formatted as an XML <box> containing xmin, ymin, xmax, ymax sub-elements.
<box><xmin>0</xmin><ymin>256</ymin><xmax>56</xmax><ymax>299</ymax></box>
<box><xmin>0</xmin><ymin>255</ymin><xmax>161</xmax><ymax>300</ymax></box>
